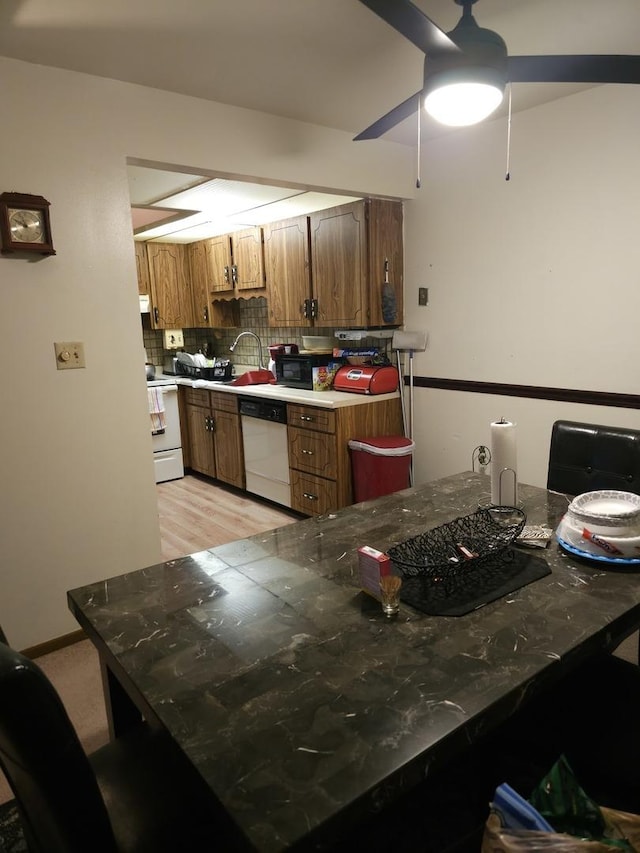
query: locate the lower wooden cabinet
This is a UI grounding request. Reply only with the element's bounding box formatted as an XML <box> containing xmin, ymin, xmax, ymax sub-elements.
<box><xmin>210</xmin><ymin>393</ymin><xmax>244</xmax><ymax>488</ymax></box>
<box><xmin>288</xmin><ymin>427</ymin><xmax>337</xmax><ymax>480</ymax></box>
<box><xmin>186</xmin><ymin>401</ymin><xmax>216</xmax><ymax>478</ymax></box>
<box><xmin>287</xmin><ymin>398</ymin><xmax>403</xmax><ymax>516</ymax></box>
<box><xmin>181</xmin><ymin>388</ymin><xmax>402</xmax><ymax>516</ymax></box>
<box><xmin>183</xmin><ymin>388</ymin><xmax>244</xmax><ymax>489</ymax></box>
<box><xmin>290</xmin><ymin>470</ymin><xmax>338</xmax><ymax>516</ymax></box>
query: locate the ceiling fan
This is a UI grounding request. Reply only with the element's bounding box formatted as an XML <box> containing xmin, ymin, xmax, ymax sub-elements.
<box><xmin>355</xmin><ymin>0</ymin><xmax>640</xmax><ymax>139</ymax></box>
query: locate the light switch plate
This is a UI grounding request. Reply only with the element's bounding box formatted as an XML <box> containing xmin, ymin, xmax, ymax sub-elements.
<box><xmin>54</xmin><ymin>341</ymin><xmax>86</xmax><ymax>370</ymax></box>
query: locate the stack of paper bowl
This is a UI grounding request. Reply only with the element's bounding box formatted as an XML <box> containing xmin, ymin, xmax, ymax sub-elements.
<box><xmin>556</xmin><ymin>489</ymin><xmax>640</xmax><ymax>561</ymax></box>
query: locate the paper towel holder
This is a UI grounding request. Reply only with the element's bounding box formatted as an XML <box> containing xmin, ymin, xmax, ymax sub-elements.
<box><xmin>495</xmin><ymin>467</ymin><xmax>517</xmax><ymax>508</ymax></box>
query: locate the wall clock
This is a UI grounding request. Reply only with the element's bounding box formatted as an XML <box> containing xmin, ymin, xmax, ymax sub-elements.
<box><xmin>0</xmin><ymin>192</ymin><xmax>55</xmax><ymax>255</ymax></box>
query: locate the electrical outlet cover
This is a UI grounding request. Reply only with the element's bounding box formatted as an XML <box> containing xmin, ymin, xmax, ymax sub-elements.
<box><xmin>163</xmin><ymin>329</ymin><xmax>184</xmax><ymax>349</ymax></box>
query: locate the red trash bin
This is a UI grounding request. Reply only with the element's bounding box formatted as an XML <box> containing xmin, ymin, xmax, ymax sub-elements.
<box><xmin>348</xmin><ymin>436</ymin><xmax>414</xmax><ymax>502</ymax></box>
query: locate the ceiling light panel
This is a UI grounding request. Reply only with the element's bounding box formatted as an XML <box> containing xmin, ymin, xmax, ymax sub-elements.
<box><xmin>159</xmin><ymin>178</ymin><xmax>303</xmax><ymax>215</ymax></box>
<box><xmin>225</xmin><ymin>192</ymin><xmax>362</xmax><ymax>226</ymax></box>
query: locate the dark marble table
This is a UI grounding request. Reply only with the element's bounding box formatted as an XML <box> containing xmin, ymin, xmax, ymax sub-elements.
<box><xmin>68</xmin><ymin>472</ymin><xmax>640</xmax><ymax>851</ymax></box>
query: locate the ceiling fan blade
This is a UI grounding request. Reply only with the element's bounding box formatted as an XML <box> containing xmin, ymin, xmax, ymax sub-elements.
<box><xmin>354</xmin><ymin>90</ymin><xmax>422</xmax><ymax>141</ymax></box>
<box><xmin>357</xmin><ymin>0</ymin><xmax>459</xmax><ymax>55</ymax></box>
<box><xmin>508</xmin><ymin>54</ymin><xmax>640</xmax><ymax>84</ymax></box>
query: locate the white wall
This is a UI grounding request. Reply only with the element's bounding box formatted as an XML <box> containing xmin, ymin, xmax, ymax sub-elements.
<box><xmin>403</xmin><ymin>85</ymin><xmax>640</xmax><ymax>488</ymax></box>
<box><xmin>4</xmin><ymin>55</ymin><xmax>638</xmax><ymax>650</ymax></box>
<box><xmin>1</xmin><ymin>57</ymin><xmax>413</xmax><ymax>650</ymax></box>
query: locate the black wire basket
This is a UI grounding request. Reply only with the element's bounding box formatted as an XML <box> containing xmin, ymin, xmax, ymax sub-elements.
<box><xmin>388</xmin><ymin>507</ymin><xmax>526</xmax><ymax>579</ymax></box>
<box><xmin>386</xmin><ymin>508</ymin><xmax>549</xmax><ymax>616</ymax></box>
<box><xmin>175</xmin><ymin>361</ymin><xmax>233</xmax><ymax>381</ymax></box>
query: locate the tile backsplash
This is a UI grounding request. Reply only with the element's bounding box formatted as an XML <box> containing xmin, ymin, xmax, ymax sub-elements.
<box><xmin>142</xmin><ymin>297</ymin><xmax>391</xmax><ymax>369</ymax></box>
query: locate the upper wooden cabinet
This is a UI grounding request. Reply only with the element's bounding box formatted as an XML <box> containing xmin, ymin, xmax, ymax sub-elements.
<box><xmin>189</xmin><ymin>227</ymin><xmax>265</xmax><ymax>303</ymax></box>
<box><xmin>265</xmin><ymin>199</ymin><xmax>403</xmax><ymax>328</ymax></box>
<box><xmin>199</xmin><ymin>234</ymin><xmax>234</xmax><ymax>295</ymax></box>
<box><xmin>232</xmin><ymin>228</ymin><xmax>265</xmax><ymax>292</ymax></box>
<box><xmin>146</xmin><ymin>243</ymin><xmax>193</xmax><ymax>330</ymax></box>
<box><xmin>188</xmin><ymin>240</ymin><xmax>240</xmax><ymax>329</ymax></box>
<box><xmin>135</xmin><ymin>242</ymin><xmax>150</xmax><ymax>296</ymax></box>
<box><xmin>263</xmin><ymin>215</ymin><xmax>311</xmax><ymax>328</ymax></box>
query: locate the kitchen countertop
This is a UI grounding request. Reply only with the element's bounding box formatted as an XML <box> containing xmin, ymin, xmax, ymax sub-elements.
<box><xmin>159</xmin><ymin>370</ymin><xmax>401</xmax><ymax>408</ymax></box>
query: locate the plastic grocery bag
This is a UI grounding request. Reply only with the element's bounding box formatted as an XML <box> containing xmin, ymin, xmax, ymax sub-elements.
<box><xmin>481</xmin><ymin>812</ymin><xmax>635</xmax><ymax>852</ymax></box>
<box><xmin>482</xmin><ymin>756</ymin><xmax>640</xmax><ymax>852</ymax></box>
<box><xmin>490</xmin><ymin>782</ymin><xmax>555</xmax><ymax>832</ymax></box>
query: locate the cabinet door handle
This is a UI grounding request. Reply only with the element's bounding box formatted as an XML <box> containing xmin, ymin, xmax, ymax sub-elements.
<box><xmin>300</xmin><ymin>415</ymin><xmax>314</xmax><ymax>422</ymax></box>
<box><xmin>231</xmin><ymin>264</ymin><xmax>238</xmax><ymax>285</ymax></box>
<box><xmin>203</xmin><ymin>306</ymin><xmax>209</xmax><ymax>323</ymax></box>
<box><xmin>153</xmin><ymin>307</ymin><xmax>159</xmax><ymax>324</ymax></box>
<box><xmin>301</xmin><ymin>449</ymin><xmax>314</xmax><ymax>455</ymax></box>
<box><xmin>210</xmin><ymin>417</ymin><xmax>216</xmax><ymax>433</ymax></box>
<box><xmin>223</xmin><ymin>265</ymin><xmax>230</xmax><ymax>284</ymax></box>
<box><xmin>311</xmin><ymin>299</ymin><xmax>318</xmax><ymax>319</ymax></box>
<box><xmin>302</xmin><ymin>492</ymin><xmax>318</xmax><ymax>501</ymax></box>
<box><xmin>303</xmin><ymin>298</ymin><xmax>310</xmax><ymax>319</ymax></box>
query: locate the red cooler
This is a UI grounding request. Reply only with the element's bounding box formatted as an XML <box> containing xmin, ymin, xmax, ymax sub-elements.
<box><xmin>348</xmin><ymin>436</ymin><xmax>414</xmax><ymax>502</ymax></box>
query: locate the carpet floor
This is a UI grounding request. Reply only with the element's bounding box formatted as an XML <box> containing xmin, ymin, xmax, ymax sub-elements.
<box><xmin>0</xmin><ymin>801</ymin><xmax>27</xmax><ymax>853</ymax></box>
<box><xmin>0</xmin><ymin>638</ymin><xmax>108</xmax><ymax>806</ymax></box>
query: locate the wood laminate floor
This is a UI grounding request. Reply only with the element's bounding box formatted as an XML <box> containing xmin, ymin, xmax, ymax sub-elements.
<box><xmin>157</xmin><ymin>473</ymin><xmax>303</xmax><ymax>561</ymax></box>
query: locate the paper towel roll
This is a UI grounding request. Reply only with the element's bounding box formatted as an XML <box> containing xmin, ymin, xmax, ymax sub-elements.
<box><xmin>490</xmin><ymin>419</ymin><xmax>518</xmax><ymax>506</ymax></box>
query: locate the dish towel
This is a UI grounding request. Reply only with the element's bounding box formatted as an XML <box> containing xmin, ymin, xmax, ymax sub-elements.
<box><xmin>148</xmin><ymin>388</ymin><xmax>166</xmax><ymax>435</ymax></box>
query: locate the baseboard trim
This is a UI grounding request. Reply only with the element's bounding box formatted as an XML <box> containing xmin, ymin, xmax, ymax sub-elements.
<box><xmin>22</xmin><ymin>629</ymin><xmax>86</xmax><ymax>660</ymax></box>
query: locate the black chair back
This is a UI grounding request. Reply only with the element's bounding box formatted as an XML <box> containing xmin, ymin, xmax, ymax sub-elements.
<box><xmin>547</xmin><ymin>420</ymin><xmax>640</xmax><ymax>496</ymax></box>
<box><xmin>0</xmin><ymin>642</ymin><xmax>117</xmax><ymax>853</ymax></box>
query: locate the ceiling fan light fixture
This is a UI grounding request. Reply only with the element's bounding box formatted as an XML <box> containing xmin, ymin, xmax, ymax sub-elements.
<box><xmin>424</xmin><ymin>68</ymin><xmax>504</xmax><ymax>126</ymax></box>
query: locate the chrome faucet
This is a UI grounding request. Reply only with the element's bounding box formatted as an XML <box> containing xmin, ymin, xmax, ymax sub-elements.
<box><xmin>229</xmin><ymin>331</ymin><xmax>266</xmax><ymax>370</ymax></box>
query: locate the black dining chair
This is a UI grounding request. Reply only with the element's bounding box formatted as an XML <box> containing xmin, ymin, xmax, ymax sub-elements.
<box><xmin>0</xmin><ymin>638</ymin><xmax>241</xmax><ymax>853</ymax></box>
<box><xmin>547</xmin><ymin>420</ymin><xmax>640</xmax><ymax>496</ymax></box>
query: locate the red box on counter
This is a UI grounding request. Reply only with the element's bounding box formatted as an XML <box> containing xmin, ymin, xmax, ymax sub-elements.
<box><xmin>333</xmin><ymin>365</ymin><xmax>399</xmax><ymax>395</ymax></box>
<box><xmin>358</xmin><ymin>545</ymin><xmax>391</xmax><ymax>600</ymax></box>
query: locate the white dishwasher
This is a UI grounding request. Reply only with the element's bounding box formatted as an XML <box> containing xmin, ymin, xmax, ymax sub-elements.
<box><xmin>239</xmin><ymin>396</ymin><xmax>291</xmax><ymax>508</ymax></box>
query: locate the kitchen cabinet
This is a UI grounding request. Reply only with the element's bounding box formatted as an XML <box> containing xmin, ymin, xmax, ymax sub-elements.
<box><xmin>191</xmin><ymin>227</ymin><xmax>265</xmax><ymax>302</ymax></box>
<box><xmin>287</xmin><ymin>396</ymin><xmax>403</xmax><ymax>516</ymax></box>
<box><xmin>146</xmin><ymin>243</ymin><xmax>194</xmax><ymax>330</ymax></box>
<box><xmin>182</xmin><ymin>388</ymin><xmax>244</xmax><ymax>488</ymax></box>
<box><xmin>263</xmin><ymin>215</ymin><xmax>312</xmax><ymax>328</ymax></box>
<box><xmin>188</xmin><ymin>240</ymin><xmax>241</xmax><ymax>329</ymax></box>
<box><xmin>184</xmin><ymin>388</ymin><xmax>216</xmax><ymax>478</ymax></box>
<box><xmin>232</xmin><ymin>228</ymin><xmax>265</xmax><ymax>292</ymax></box>
<box><xmin>210</xmin><ymin>392</ymin><xmax>244</xmax><ymax>488</ymax></box>
<box><xmin>265</xmin><ymin>199</ymin><xmax>403</xmax><ymax>328</ymax></box>
<box><xmin>135</xmin><ymin>241</ymin><xmax>150</xmax><ymax>296</ymax></box>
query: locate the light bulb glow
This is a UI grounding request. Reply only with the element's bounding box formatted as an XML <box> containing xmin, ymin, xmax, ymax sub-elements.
<box><xmin>424</xmin><ymin>81</ymin><xmax>503</xmax><ymax>127</ymax></box>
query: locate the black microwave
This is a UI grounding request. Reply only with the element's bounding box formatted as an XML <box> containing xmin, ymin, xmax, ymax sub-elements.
<box><xmin>275</xmin><ymin>353</ymin><xmax>334</xmax><ymax>389</ymax></box>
